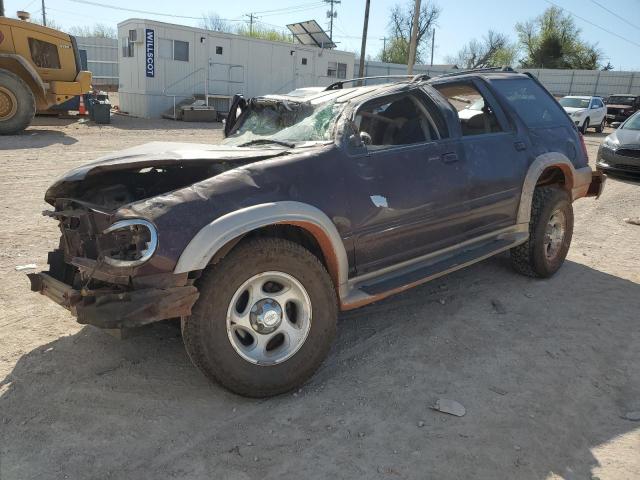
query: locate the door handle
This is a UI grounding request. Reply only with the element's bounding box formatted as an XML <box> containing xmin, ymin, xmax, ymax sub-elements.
<box><xmin>514</xmin><ymin>141</ymin><xmax>527</xmax><ymax>151</ymax></box>
<box><xmin>441</xmin><ymin>152</ymin><xmax>458</xmax><ymax>164</ymax></box>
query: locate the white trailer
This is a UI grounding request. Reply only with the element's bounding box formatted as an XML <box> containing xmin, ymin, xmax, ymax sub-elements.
<box><xmin>117</xmin><ymin>18</ymin><xmax>355</xmax><ymax>118</ymax></box>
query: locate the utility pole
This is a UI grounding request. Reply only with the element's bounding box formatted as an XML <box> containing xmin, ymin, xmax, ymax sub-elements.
<box><xmin>325</xmin><ymin>0</ymin><xmax>340</xmax><ymax>43</ymax></box>
<box><xmin>358</xmin><ymin>0</ymin><xmax>370</xmax><ymax>83</ymax></box>
<box><xmin>0</xmin><ymin>0</ymin><xmax>5</xmax><ymax>17</ymax></box>
<box><xmin>41</xmin><ymin>0</ymin><xmax>47</xmax><ymax>26</ymax></box>
<box><xmin>245</xmin><ymin>13</ymin><xmax>255</xmax><ymax>36</ymax></box>
<box><xmin>407</xmin><ymin>0</ymin><xmax>420</xmax><ymax>74</ymax></box>
<box><xmin>430</xmin><ymin>29</ymin><xmax>435</xmax><ymax>66</ymax></box>
<box><xmin>380</xmin><ymin>37</ymin><xmax>387</xmax><ymax>61</ymax></box>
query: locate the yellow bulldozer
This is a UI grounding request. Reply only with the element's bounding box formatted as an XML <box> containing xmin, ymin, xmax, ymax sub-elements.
<box><xmin>0</xmin><ymin>15</ymin><xmax>92</xmax><ymax>134</ymax></box>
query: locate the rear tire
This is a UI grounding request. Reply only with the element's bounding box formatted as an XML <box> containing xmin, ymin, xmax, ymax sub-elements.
<box><xmin>0</xmin><ymin>69</ymin><xmax>35</xmax><ymax>135</ymax></box>
<box><xmin>595</xmin><ymin>117</ymin><xmax>605</xmax><ymax>133</ymax></box>
<box><xmin>510</xmin><ymin>186</ymin><xmax>573</xmax><ymax>278</ymax></box>
<box><xmin>182</xmin><ymin>237</ymin><xmax>338</xmax><ymax>397</ymax></box>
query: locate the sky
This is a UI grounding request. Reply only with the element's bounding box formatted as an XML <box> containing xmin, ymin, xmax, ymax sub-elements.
<box><xmin>5</xmin><ymin>0</ymin><xmax>640</xmax><ymax>70</ymax></box>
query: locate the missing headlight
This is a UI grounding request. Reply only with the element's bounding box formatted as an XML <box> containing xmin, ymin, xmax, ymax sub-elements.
<box><xmin>100</xmin><ymin>219</ymin><xmax>158</xmax><ymax>267</ymax></box>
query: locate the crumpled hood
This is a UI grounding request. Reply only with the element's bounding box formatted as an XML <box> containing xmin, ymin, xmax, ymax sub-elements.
<box><xmin>55</xmin><ymin>141</ymin><xmax>289</xmax><ymax>182</ymax></box>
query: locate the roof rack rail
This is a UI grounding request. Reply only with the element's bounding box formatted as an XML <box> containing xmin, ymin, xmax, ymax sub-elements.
<box><xmin>429</xmin><ymin>66</ymin><xmax>515</xmax><ymax>80</ymax></box>
<box><xmin>325</xmin><ymin>74</ymin><xmax>430</xmax><ymax>90</ymax></box>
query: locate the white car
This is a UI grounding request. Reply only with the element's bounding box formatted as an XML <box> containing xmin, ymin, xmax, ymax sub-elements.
<box><xmin>559</xmin><ymin>96</ymin><xmax>606</xmax><ymax>133</ymax></box>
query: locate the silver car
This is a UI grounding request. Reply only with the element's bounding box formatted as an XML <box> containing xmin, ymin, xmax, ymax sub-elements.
<box><xmin>596</xmin><ymin>111</ymin><xmax>640</xmax><ymax>174</ymax></box>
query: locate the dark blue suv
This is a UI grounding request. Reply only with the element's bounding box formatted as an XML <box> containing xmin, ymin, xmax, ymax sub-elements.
<box><xmin>30</xmin><ymin>69</ymin><xmax>605</xmax><ymax>397</ymax></box>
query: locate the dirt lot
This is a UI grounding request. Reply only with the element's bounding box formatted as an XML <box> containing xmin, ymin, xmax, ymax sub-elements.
<box><xmin>1</xmin><ymin>116</ymin><xmax>639</xmax><ymax>480</ymax></box>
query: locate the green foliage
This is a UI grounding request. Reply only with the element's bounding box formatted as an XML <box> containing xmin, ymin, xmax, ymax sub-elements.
<box><xmin>379</xmin><ymin>37</ymin><xmax>410</xmax><ymax>64</ymax></box>
<box><xmin>516</xmin><ymin>6</ymin><xmax>602</xmax><ymax>69</ymax></box>
<box><xmin>446</xmin><ymin>30</ymin><xmax>517</xmax><ymax>69</ymax></box>
<box><xmin>235</xmin><ymin>25</ymin><xmax>292</xmax><ymax>43</ymax></box>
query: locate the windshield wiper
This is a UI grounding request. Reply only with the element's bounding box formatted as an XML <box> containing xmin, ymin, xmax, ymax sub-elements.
<box><xmin>237</xmin><ymin>139</ymin><xmax>296</xmax><ymax>148</ymax></box>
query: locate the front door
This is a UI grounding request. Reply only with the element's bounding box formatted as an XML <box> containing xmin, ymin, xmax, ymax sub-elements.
<box><xmin>346</xmin><ymin>90</ymin><xmax>469</xmax><ymax>275</ymax></box>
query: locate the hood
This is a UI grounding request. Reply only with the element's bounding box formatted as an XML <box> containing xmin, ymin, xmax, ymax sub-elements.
<box><xmin>56</xmin><ymin>142</ymin><xmax>289</xmax><ymax>182</ymax></box>
<box><xmin>563</xmin><ymin>107</ymin><xmax>587</xmax><ymax>114</ymax></box>
<box><xmin>45</xmin><ymin>141</ymin><xmax>291</xmax><ymax>206</ymax></box>
<box><xmin>610</xmin><ymin>128</ymin><xmax>640</xmax><ymax>146</ymax></box>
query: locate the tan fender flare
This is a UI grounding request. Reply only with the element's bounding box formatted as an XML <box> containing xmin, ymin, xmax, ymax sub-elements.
<box><xmin>517</xmin><ymin>152</ymin><xmax>594</xmax><ymax>224</ymax></box>
<box><xmin>173</xmin><ymin>201</ymin><xmax>350</xmax><ymax>299</ymax></box>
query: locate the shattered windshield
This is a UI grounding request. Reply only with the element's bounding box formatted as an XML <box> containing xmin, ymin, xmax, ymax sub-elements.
<box><xmin>223</xmin><ymin>99</ymin><xmax>344</xmax><ymax>147</ymax></box>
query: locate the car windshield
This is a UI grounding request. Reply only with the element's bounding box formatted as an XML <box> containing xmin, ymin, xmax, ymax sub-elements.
<box><xmin>607</xmin><ymin>96</ymin><xmax>636</xmax><ymax>105</ymax></box>
<box><xmin>223</xmin><ymin>99</ymin><xmax>344</xmax><ymax>147</ymax></box>
<box><xmin>559</xmin><ymin>97</ymin><xmax>590</xmax><ymax>108</ymax></box>
<box><xmin>622</xmin><ymin>112</ymin><xmax>640</xmax><ymax>130</ymax></box>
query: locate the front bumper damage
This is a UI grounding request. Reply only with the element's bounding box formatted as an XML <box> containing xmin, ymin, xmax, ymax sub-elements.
<box><xmin>28</xmin><ymin>199</ymin><xmax>200</xmax><ymax>330</ymax></box>
<box><xmin>28</xmin><ymin>271</ymin><xmax>199</xmax><ymax>329</ymax></box>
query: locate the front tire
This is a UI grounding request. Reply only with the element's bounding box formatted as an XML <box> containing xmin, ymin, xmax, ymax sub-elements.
<box><xmin>595</xmin><ymin>117</ymin><xmax>605</xmax><ymax>133</ymax></box>
<box><xmin>0</xmin><ymin>69</ymin><xmax>35</xmax><ymax>135</ymax></box>
<box><xmin>182</xmin><ymin>238</ymin><xmax>338</xmax><ymax>397</ymax></box>
<box><xmin>510</xmin><ymin>186</ymin><xmax>574</xmax><ymax>278</ymax></box>
<box><xmin>580</xmin><ymin>117</ymin><xmax>590</xmax><ymax>134</ymax></box>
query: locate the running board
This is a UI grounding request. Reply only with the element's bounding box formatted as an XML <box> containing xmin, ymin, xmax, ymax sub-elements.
<box><xmin>341</xmin><ymin>227</ymin><xmax>528</xmax><ymax>309</ymax></box>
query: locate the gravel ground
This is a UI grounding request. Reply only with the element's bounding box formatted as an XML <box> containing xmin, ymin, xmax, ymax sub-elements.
<box><xmin>0</xmin><ymin>116</ymin><xmax>639</xmax><ymax>480</ymax></box>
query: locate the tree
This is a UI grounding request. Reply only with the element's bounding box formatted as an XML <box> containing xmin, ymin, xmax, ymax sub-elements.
<box><xmin>601</xmin><ymin>61</ymin><xmax>614</xmax><ymax>71</ymax></box>
<box><xmin>68</xmin><ymin>24</ymin><xmax>116</xmax><ymax>38</ymax></box>
<box><xmin>200</xmin><ymin>12</ymin><xmax>233</xmax><ymax>33</ymax></box>
<box><xmin>446</xmin><ymin>30</ymin><xmax>517</xmax><ymax>69</ymax></box>
<box><xmin>377</xmin><ymin>1</ymin><xmax>440</xmax><ymax>64</ymax></box>
<box><xmin>235</xmin><ymin>25</ymin><xmax>292</xmax><ymax>43</ymax></box>
<box><xmin>515</xmin><ymin>6</ymin><xmax>602</xmax><ymax>69</ymax></box>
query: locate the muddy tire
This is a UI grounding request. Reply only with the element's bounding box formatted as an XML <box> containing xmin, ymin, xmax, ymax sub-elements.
<box><xmin>510</xmin><ymin>186</ymin><xmax>574</xmax><ymax>278</ymax></box>
<box><xmin>0</xmin><ymin>69</ymin><xmax>35</xmax><ymax>135</ymax></box>
<box><xmin>182</xmin><ymin>238</ymin><xmax>337</xmax><ymax>397</ymax></box>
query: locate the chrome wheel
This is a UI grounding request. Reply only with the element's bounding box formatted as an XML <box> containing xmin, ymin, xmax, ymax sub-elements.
<box><xmin>544</xmin><ymin>209</ymin><xmax>566</xmax><ymax>260</ymax></box>
<box><xmin>226</xmin><ymin>271</ymin><xmax>312</xmax><ymax>365</ymax></box>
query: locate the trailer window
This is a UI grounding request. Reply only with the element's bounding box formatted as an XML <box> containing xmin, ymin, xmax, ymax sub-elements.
<box><xmin>327</xmin><ymin>61</ymin><xmax>347</xmax><ymax>79</ymax></box>
<box><xmin>28</xmin><ymin>38</ymin><xmax>61</xmax><ymax>69</ymax></box>
<box><xmin>174</xmin><ymin>41</ymin><xmax>189</xmax><ymax>62</ymax></box>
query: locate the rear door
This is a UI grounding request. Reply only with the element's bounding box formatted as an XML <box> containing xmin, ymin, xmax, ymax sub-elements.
<box><xmin>431</xmin><ymin>79</ymin><xmax>529</xmax><ymax>236</ymax></box>
<box><xmin>346</xmin><ymin>89</ymin><xmax>469</xmax><ymax>275</ymax></box>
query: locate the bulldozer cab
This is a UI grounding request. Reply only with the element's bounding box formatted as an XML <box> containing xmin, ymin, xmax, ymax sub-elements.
<box><xmin>0</xmin><ymin>16</ymin><xmax>92</xmax><ymax>134</ymax></box>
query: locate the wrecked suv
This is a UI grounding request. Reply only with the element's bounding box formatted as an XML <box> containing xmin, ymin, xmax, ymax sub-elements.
<box><xmin>29</xmin><ymin>69</ymin><xmax>605</xmax><ymax>397</ymax></box>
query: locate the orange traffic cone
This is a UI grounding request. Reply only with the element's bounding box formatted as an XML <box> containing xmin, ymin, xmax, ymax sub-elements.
<box><xmin>78</xmin><ymin>95</ymin><xmax>87</xmax><ymax>116</ymax></box>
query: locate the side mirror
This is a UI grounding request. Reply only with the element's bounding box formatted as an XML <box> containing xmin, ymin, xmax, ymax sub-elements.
<box><xmin>611</xmin><ymin>121</ymin><xmax>621</xmax><ymax>128</ymax></box>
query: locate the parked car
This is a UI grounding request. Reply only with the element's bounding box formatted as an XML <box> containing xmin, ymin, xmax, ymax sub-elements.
<box><xmin>605</xmin><ymin>94</ymin><xmax>640</xmax><ymax>125</ymax></box>
<box><xmin>28</xmin><ymin>69</ymin><xmax>605</xmax><ymax>397</ymax></box>
<box><xmin>596</xmin><ymin>110</ymin><xmax>640</xmax><ymax>175</ymax></box>
<box><xmin>558</xmin><ymin>95</ymin><xmax>606</xmax><ymax>133</ymax></box>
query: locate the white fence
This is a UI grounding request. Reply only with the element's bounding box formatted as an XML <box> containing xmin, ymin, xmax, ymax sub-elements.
<box><xmin>355</xmin><ymin>60</ymin><xmax>640</xmax><ymax>97</ymax></box>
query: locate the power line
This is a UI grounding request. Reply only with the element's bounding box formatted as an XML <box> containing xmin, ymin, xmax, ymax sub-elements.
<box><xmin>252</xmin><ymin>2</ymin><xmax>324</xmax><ymax>16</ymax></box>
<box><xmin>543</xmin><ymin>0</ymin><xmax>640</xmax><ymax>48</ymax></box>
<box><xmin>588</xmin><ymin>0</ymin><xmax>640</xmax><ymax>32</ymax></box>
<box><xmin>69</xmin><ymin>0</ymin><xmax>203</xmax><ymax>20</ymax></box>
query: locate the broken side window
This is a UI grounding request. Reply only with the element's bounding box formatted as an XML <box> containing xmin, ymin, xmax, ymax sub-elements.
<box><xmin>433</xmin><ymin>82</ymin><xmax>504</xmax><ymax>136</ymax></box>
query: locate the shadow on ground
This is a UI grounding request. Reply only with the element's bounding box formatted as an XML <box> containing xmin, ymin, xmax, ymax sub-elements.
<box><xmin>1</xmin><ymin>257</ymin><xmax>638</xmax><ymax>479</ymax></box>
<box><xmin>0</xmin><ymin>128</ymin><xmax>78</xmax><ymax>150</ymax></box>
